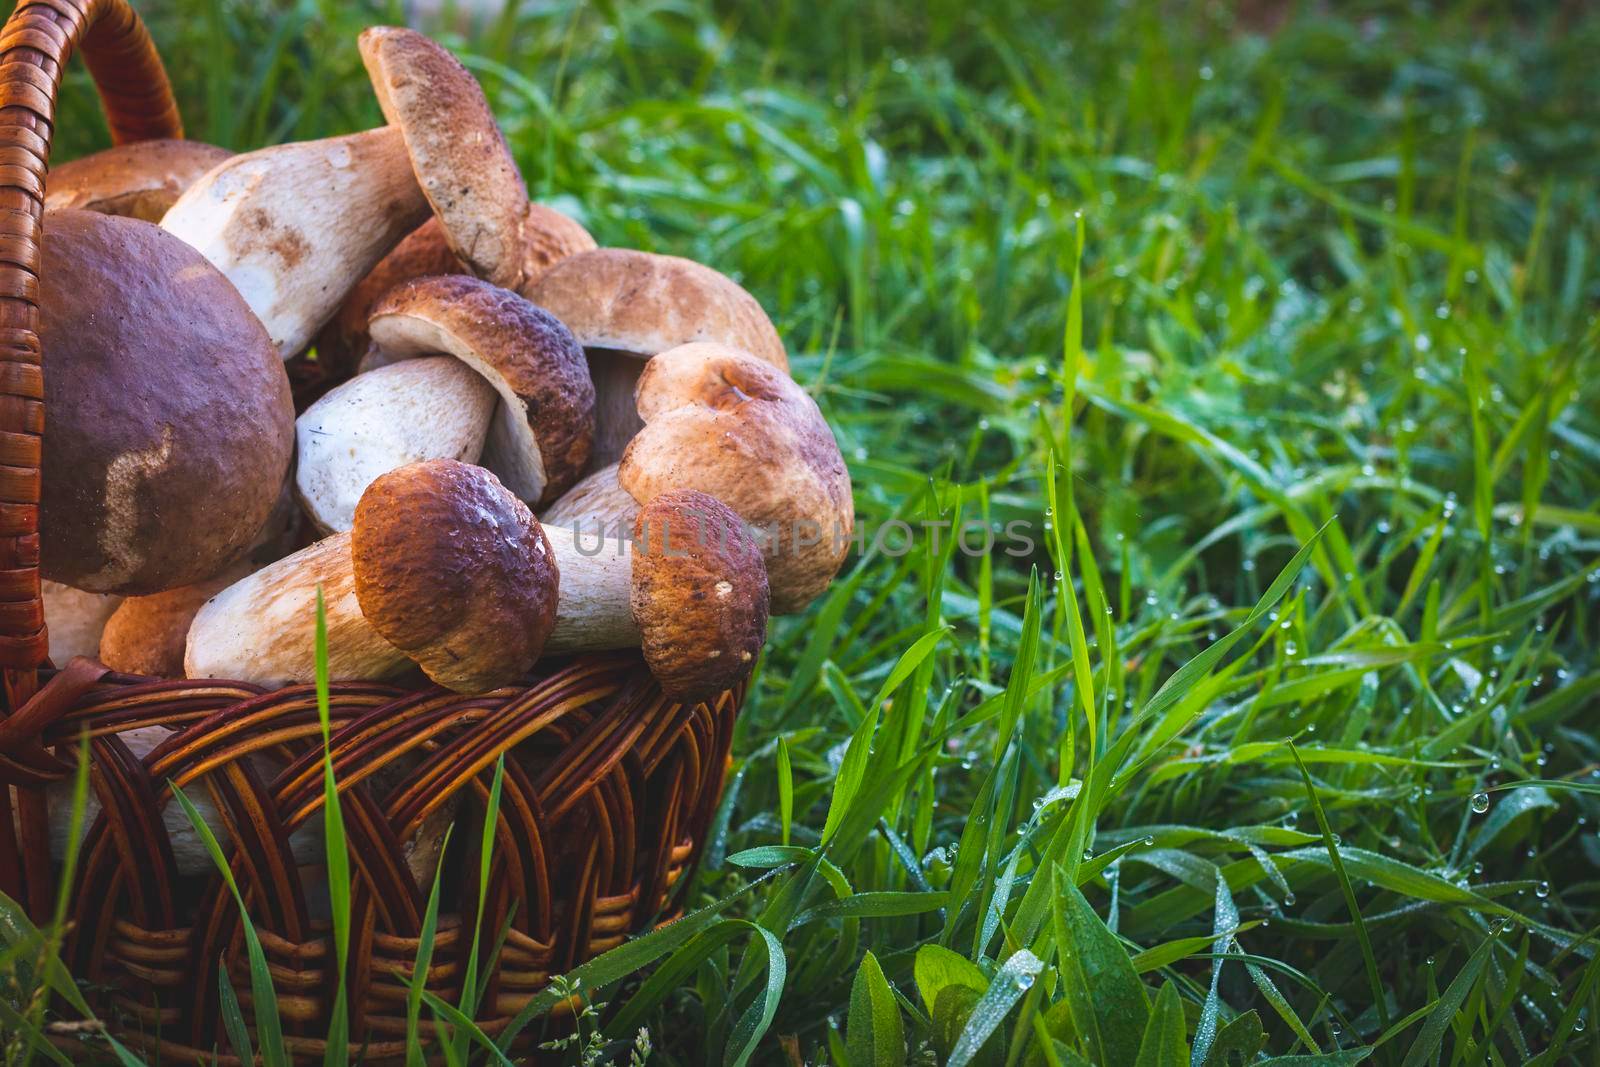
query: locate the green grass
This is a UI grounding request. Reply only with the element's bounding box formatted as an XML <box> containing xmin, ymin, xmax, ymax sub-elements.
<box><xmin>12</xmin><ymin>0</ymin><xmax>1600</xmax><ymax>1062</ymax></box>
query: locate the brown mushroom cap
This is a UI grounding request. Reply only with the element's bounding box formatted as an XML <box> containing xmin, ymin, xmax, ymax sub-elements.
<box><xmin>40</xmin><ymin>210</ymin><xmax>295</xmax><ymax>595</ymax></box>
<box><xmin>631</xmin><ymin>490</ymin><xmax>769</xmax><ymax>703</ymax></box>
<box><xmin>359</xmin><ymin>26</ymin><xmax>528</xmax><ymax>290</ymax></box>
<box><xmin>315</xmin><ymin>205</ymin><xmax>596</xmax><ymax>376</ymax></box>
<box><xmin>367</xmin><ymin>275</ymin><xmax>594</xmax><ymax>507</ymax></box>
<box><xmin>45</xmin><ymin>139</ymin><xmax>232</xmax><ymax>222</ymax></box>
<box><xmin>352</xmin><ymin>460</ymin><xmax>558</xmax><ymax>693</ymax></box>
<box><xmin>525</xmin><ymin>249</ymin><xmax>789</xmax><ymax>371</ymax></box>
<box><xmin>620</xmin><ymin>343</ymin><xmax>852</xmax><ymax>614</ymax></box>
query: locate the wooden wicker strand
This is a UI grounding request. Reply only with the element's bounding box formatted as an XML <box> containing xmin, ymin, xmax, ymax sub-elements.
<box><xmin>0</xmin><ymin>0</ymin><xmax>182</xmax><ymax>673</ymax></box>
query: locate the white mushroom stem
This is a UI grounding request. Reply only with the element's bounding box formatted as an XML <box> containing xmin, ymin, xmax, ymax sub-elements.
<box><xmin>185</xmin><ymin>524</ymin><xmax>642</xmax><ymax>686</ymax></box>
<box><xmin>42</xmin><ymin>581</ymin><xmax>123</xmax><ymax>663</ymax></box>
<box><xmin>539</xmin><ymin>463</ymin><xmax>640</xmax><ymax>533</ymax></box>
<box><xmin>542</xmin><ymin>525</ymin><xmax>639</xmax><ymax>652</ymax></box>
<box><xmin>585</xmin><ymin>349</ymin><xmax>647</xmax><ymax>468</ymax></box>
<box><xmin>185</xmin><ymin>532</ymin><xmax>408</xmax><ymax>687</ymax></box>
<box><xmin>46</xmin><ymin>726</ymin><xmax>322</xmax><ymax>875</ymax></box>
<box><xmin>161</xmin><ymin>126</ymin><xmax>429</xmax><ymax>359</ymax></box>
<box><xmin>296</xmin><ymin>357</ymin><xmax>497</xmax><ymax>534</ymax></box>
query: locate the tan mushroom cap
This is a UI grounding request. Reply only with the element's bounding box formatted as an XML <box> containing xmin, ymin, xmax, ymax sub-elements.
<box><xmin>352</xmin><ymin>460</ymin><xmax>558</xmax><ymax>693</ymax></box>
<box><xmin>45</xmin><ymin>139</ymin><xmax>232</xmax><ymax>222</ymax></box>
<box><xmin>360</xmin><ymin>26</ymin><xmax>528</xmax><ymax>290</ymax></box>
<box><xmin>525</xmin><ymin>249</ymin><xmax>788</xmax><ymax>370</ymax></box>
<box><xmin>316</xmin><ymin>205</ymin><xmax>596</xmax><ymax>375</ymax></box>
<box><xmin>631</xmin><ymin>491</ymin><xmax>769</xmax><ymax>703</ymax></box>
<box><xmin>367</xmin><ymin>275</ymin><xmax>594</xmax><ymax>507</ymax></box>
<box><xmin>620</xmin><ymin>343</ymin><xmax>852</xmax><ymax>614</ymax></box>
<box><xmin>41</xmin><ymin>210</ymin><xmax>295</xmax><ymax>595</ymax></box>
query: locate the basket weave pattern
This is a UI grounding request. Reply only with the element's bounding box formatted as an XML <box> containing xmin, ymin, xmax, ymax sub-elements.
<box><xmin>0</xmin><ymin>2</ymin><xmax>743</xmax><ymax>1060</ymax></box>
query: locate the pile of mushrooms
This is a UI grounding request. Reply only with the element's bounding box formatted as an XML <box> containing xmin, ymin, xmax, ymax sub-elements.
<box><xmin>34</xmin><ymin>26</ymin><xmax>853</xmax><ymax>872</ymax></box>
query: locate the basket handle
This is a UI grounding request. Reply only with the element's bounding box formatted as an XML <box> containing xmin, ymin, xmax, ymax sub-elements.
<box><xmin>0</xmin><ymin>0</ymin><xmax>182</xmax><ymax>671</ymax></box>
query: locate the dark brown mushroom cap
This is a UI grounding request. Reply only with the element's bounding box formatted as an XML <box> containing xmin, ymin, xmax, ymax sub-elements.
<box><xmin>367</xmin><ymin>275</ymin><xmax>594</xmax><ymax>507</ymax></box>
<box><xmin>359</xmin><ymin>26</ymin><xmax>528</xmax><ymax>290</ymax></box>
<box><xmin>526</xmin><ymin>249</ymin><xmax>789</xmax><ymax>371</ymax></box>
<box><xmin>631</xmin><ymin>490</ymin><xmax>769</xmax><ymax>703</ymax></box>
<box><xmin>45</xmin><ymin>139</ymin><xmax>232</xmax><ymax>222</ymax></box>
<box><xmin>352</xmin><ymin>459</ymin><xmax>558</xmax><ymax>693</ymax></box>
<box><xmin>621</xmin><ymin>343</ymin><xmax>852</xmax><ymax>614</ymax></box>
<box><xmin>316</xmin><ymin>205</ymin><xmax>596</xmax><ymax>375</ymax></box>
<box><xmin>40</xmin><ymin>210</ymin><xmax>295</xmax><ymax>595</ymax></box>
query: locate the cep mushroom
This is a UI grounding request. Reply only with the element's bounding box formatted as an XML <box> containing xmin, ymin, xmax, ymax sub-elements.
<box><xmin>185</xmin><ymin>532</ymin><xmax>407</xmax><ymax>687</ymax></box>
<box><xmin>318</xmin><ymin>207</ymin><xmax>597</xmax><ymax>376</ymax></box>
<box><xmin>543</xmin><ymin>488</ymin><xmax>770</xmax><ymax>702</ymax></box>
<box><xmin>294</xmin><ymin>275</ymin><xmax>594</xmax><ymax>533</ymax></box>
<box><xmin>525</xmin><ymin>249</ymin><xmax>789</xmax><ymax>466</ymax></box>
<box><xmin>45</xmin><ymin>139</ymin><xmax>232</xmax><ymax>222</ymax></box>
<box><xmin>542</xmin><ymin>343</ymin><xmax>852</xmax><ymax>614</ymax></box>
<box><xmin>161</xmin><ymin>26</ymin><xmax>527</xmax><ymax>358</ymax></box>
<box><xmin>190</xmin><ymin>461</ymin><xmax>768</xmax><ymax>703</ymax></box>
<box><xmin>40</xmin><ymin>210</ymin><xmax>294</xmax><ymax>595</ymax></box>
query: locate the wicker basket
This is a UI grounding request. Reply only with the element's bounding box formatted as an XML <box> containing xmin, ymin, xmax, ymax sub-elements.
<box><xmin>0</xmin><ymin>1</ymin><xmax>743</xmax><ymax>1060</ymax></box>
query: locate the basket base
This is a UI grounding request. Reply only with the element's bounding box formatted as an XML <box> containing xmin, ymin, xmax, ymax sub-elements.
<box><xmin>3</xmin><ymin>653</ymin><xmax>741</xmax><ymax>1061</ymax></box>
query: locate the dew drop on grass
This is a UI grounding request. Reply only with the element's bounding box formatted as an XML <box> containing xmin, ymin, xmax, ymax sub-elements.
<box><xmin>1053</xmin><ymin>570</ymin><xmax>1063</xmax><ymax>582</ymax></box>
<box><xmin>1535</xmin><ymin>881</ymin><xmax>1550</xmax><ymax>899</ymax></box>
<box><xmin>1283</xmin><ymin>892</ymin><xmax>1296</xmax><ymax>906</ymax></box>
<box><xmin>1470</xmin><ymin>793</ymin><xmax>1491</xmax><ymax>814</ymax></box>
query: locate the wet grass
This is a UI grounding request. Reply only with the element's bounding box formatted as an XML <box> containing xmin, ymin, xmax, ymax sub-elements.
<box><xmin>15</xmin><ymin>0</ymin><xmax>1600</xmax><ymax>1063</ymax></box>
